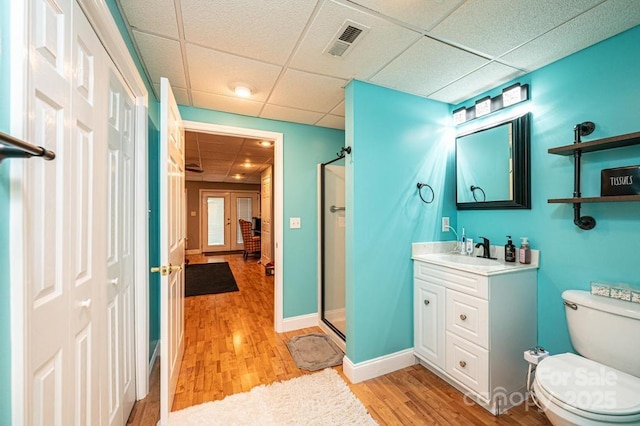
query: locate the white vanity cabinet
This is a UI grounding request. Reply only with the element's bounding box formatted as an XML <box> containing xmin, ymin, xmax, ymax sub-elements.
<box><xmin>413</xmin><ymin>258</ymin><xmax>537</xmax><ymax>415</ymax></box>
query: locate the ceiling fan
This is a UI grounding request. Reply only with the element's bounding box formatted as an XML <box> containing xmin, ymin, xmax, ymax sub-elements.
<box><xmin>185</xmin><ymin>162</ymin><xmax>204</xmax><ymax>173</ymax></box>
<box><xmin>185</xmin><ymin>133</ymin><xmax>205</xmax><ymax>173</ymax></box>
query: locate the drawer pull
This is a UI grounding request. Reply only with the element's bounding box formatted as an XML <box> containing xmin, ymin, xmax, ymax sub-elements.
<box><xmin>424</xmin><ymin>299</ymin><xmax>430</xmax><ymax>306</ymax></box>
<box><xmin>459</xmin><ymin>360</ymin><xmax>466</xmax><ymax>368</ymax></box>
<box><xmin>460</xmin><ymin>314</ymin><xmax>467</xmax><ymax>321</ymax></box>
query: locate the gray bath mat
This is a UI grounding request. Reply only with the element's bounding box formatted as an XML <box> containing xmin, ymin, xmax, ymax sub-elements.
<box><xmin>287</xmin><ymin>333</ymin><xmax>344</xmax><ymax>371</ymax></box>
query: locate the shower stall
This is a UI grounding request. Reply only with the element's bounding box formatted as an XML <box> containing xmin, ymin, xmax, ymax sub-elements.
<box><xmin>318</xmin><ymin>154</ymin><xmax>346</xmax><ymax>345</ymax></box>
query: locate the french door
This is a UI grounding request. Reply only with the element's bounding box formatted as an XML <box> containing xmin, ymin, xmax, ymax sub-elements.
<box><xmin>201</xmin><ymin>190</ymin><xmax>259</xmax><ymax>253</ymax></box>
<box><xmin>201</xmin><ymin>192</ymin><xmax>231</xmax><ymax>252</ymax></box>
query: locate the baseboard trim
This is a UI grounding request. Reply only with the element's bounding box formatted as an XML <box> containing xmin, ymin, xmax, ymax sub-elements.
<box><xmin>185</xmin><ymin>249</ymin><xmax>201</xmax><ymax>255</ymax></box>
<box><xmin>343</xmin><ymin>348</ymin><xmax>416</xmax><ymax>384</ymax></box>
<box><xmin>281</xmin><ymin>313</ymin><xmax>317</xmax><ymax>332</ymax></box>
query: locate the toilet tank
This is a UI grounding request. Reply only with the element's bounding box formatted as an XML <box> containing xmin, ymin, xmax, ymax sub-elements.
<box><xmin>563</xmin><ymin>289</ymin><xmax>640</xmax><ymax>378</ymax></box>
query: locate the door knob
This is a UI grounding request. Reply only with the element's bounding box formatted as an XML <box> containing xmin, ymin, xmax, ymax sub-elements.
<box><xmin>78</xmin><ymin>299</ymin><xmax>92</xmax><ymax>309</ymax></box>
<box><xmin>424</xmin><ymin>299</ymin><xmax>430</xmax><ymax>306</ymax></box>
<box><xmin>108</xmin><ymin>279</ymin><xmax>118</xmax><ymax>286</ymax></box>
<box><xmin>460</xmin><ymin>314</ymin><xmax>467</xmax><ymax>321</ymax></box>
<box><xmin>150</xmin><ymin>264</ymin><xmax>182</xmax><ymax>275</ymax></box>
<box><xmin>459</xmin><ymin>361</ymin><xmax>466</xmax><ymax>368</ymax></box>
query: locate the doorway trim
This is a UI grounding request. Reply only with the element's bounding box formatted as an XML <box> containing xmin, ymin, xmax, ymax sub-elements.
<box><xmin>183</xmin><ymin>121</ymin><xmax>285</xmax><ymax>331</ymax></box>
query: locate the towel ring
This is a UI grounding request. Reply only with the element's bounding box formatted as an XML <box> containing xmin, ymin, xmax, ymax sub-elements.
<box><xmin>416</xmin><ymin>183</ymin><xmax>434</xmax><ymax>204</ymax></box>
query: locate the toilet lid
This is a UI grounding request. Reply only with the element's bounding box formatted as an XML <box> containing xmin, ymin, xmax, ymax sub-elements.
<box><xmin>536</xmin><ymin>353</ymin><xmax>640</xmax><ymax>416</ymax></box>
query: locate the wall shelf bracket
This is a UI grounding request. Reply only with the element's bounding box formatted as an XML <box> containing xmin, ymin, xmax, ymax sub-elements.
<box><xmin>571</xmin><ymin>121</ymin><xmax>597</xmax><ymax>229</ymax></box>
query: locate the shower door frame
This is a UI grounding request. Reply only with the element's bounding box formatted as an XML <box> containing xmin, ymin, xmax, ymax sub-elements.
<box><xmin>319</xmin><ymin>156</ymin><xmax>346</xmax><ymax>342</ymax></box>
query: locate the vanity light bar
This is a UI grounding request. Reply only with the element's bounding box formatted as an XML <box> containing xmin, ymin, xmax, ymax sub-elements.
<box><xmin>452</xmin><ymin>83</ymin><xmax>529</xmax><ymax>125</ymax></box>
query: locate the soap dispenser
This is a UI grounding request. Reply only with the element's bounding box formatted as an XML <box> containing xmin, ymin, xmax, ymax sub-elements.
<box><xmin>505</xmin><ymin>236</ymin><xmax>516</xmax><ymax>263</ymax></box>
<box><xmin>519</xmin><ymin>237</ymin><xmax>531</xmax><ymax>264</ymax></box>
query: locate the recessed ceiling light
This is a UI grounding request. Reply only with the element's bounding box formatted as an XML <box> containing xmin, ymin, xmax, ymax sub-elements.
<box><xmin>232</xmin><ymin>173</ymin><xmax>244</xmax><ymax>180</ymax></box>
<box><xmin>258</xmin><ymin>140</ymin><xmax>273</xmax><ymax>147</ymax></box>
<box><xmin>233</xmin><ymin>84</ymin><xmax>253</xmax><ymax>98</ymax></box>
<box><xmin>242</xmin><ymin>162</ymin><xmax>252</xmax><ymax>168</ymax></box>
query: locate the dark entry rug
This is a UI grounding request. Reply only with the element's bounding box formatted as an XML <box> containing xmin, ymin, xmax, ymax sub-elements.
<box><xmin>185</xmin><ymin>262</ymin><xmax>239</xmax><ymax>297</ymax></box>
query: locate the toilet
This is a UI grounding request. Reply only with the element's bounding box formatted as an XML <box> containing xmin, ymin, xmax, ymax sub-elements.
<box><xmin>532</xmin><ymin>290</ymin><xmax>640</xmax><ymax>425</ymax></box>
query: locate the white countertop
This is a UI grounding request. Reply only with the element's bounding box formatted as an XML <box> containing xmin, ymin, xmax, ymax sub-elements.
<box><xmin>412</xmin><ymin>241</ymin><xmax>539</xmax><ymax>277</ymax></box>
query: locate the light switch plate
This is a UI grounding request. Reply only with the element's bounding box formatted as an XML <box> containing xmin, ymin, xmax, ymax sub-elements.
<box><xmin>290</xmin><ymin>217</ymin><xmax>301</xmax><ymax>229</ymax></box>
<box><xmin>442</xmin><ymin>217</ymin><xmax>450</xmax><ymax>232</ymax></box>
<box><xmin>190</xmin><ymin>211</ymin><xmax>196</xmax><ymax>217</ymax></box>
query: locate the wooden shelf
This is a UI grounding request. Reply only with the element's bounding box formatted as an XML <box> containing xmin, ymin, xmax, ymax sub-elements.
<box><xmin>548</xmin><ymin>131</ymin><xmax>640</xmax><ymax>156</ymax></box>
<box><xmin>548</xmin><ymin>195</ymin><xmax>640</xmax><ymax>203</ymax></box>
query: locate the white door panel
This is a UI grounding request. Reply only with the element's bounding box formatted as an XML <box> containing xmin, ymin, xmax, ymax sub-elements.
<box><xmin>23</xmin><ymin>1</ymin><xmax>135</xmax><ymax>424</ymax></box>
<box><xmin>160</xmin><ymin>77</ymin><xmax>186</xmax><ymax>425</ymax></box>
<box><xmin>261</xmin><ymin>167</ymin><xmax>273</xmax><ymax>264</ymax></box>
<box><xmin>106</xmin><ymin>66</ymin><xmax>137</xmax><ymax>426</ymax></box>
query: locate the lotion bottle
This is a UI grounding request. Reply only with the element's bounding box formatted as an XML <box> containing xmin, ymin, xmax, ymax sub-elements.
<box><xmin>505</xmin><ymin>236</ymin><xmax>516</xmax><ymax>263</ymax></box>
<box><xmin>519</xmin><ymin>237</ymin><xmax>531</xmax><ymax>264</ymax></box>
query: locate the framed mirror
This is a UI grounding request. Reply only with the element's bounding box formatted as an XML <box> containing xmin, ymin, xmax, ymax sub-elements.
<box><xmin>456</xmin><ymin>113</ymin><xmax>531</xmax><ymax>209</ymax></box>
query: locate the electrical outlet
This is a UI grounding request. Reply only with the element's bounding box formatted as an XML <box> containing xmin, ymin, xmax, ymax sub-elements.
<box><xmin>442</xmin><ymin>217</ymin><xmax>450</xmax><ymax>232</ymax></box>
<box><xmin>290</xmin><ymin>217</ymin><xmax>301</xmax><ymax>229</ymax></box>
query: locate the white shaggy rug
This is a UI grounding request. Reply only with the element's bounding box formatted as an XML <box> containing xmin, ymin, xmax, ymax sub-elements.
<box><xmin>168</xmin><ymin>368</ymin><xmax>377</xmax><ymax>426</ymax></box>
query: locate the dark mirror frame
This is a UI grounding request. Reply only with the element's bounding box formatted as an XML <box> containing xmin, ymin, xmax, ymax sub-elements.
<box><xmin>456</xmin><ymin>112</ymin><xmax>531</xmax><ymax>210</ymax></box>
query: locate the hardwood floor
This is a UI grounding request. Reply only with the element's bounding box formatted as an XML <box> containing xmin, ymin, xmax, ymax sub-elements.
<box><xmin>129</xmin><ymin>253</ymin><xmax>551</xmax><ymax>425</ymax></box>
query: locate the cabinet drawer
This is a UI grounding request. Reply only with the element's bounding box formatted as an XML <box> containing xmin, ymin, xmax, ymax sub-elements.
<box><xmin>446</xmin><ymin>332</ymin><xmax>489</xmax><ymax>396</ymax></box>
<box><xmin>446</xmin><ymin>290</ymin><xmax>488</xmax><ymax>348</ymax></box>
<box><xmin>414</xmin><ymin>261</ymin><xmax>488</xmax><ymax>299</ymax></box>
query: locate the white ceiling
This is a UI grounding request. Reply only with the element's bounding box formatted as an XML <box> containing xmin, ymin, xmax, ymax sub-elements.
<box><xmin>116</xmin><ymin>0</ymin><xmax>639</xmax><ymax>182</ymax></box>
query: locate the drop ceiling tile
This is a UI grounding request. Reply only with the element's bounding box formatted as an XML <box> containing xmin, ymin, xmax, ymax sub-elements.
<box><xmin>290</xmin><ymin>0</ymin><xmax>421</xmax><ymax>79</ymax></box>
<box><xmin>180</xmin><ymin>0</ymin><xmax>317</xmax><ymax>65</ymax></box>
<box><xmin>240</xmin><ymin>146</ymin><xmax>276</xmax><ymax>158</ymax></box>
<box><xmin>153</xmin><ymin>84</ymin><xmax>189</xmax><ymax>106</ymax></box>
<box><xmin>191</xmin><ymin>90</ymin><xmax>264</xmax><ymax>117</ymax></box>
<box><xmin>118</xmin><ymin>0</ymin><xmax>179</xmax><ymax>38</ymax></box>
<box><xmin>315</xmin><ymin>114</ymin><xmax>345</xmax><ymax>129</ymax></box>
<box><xmin>330</xmin><ymin>101</ymin><xmax>345</xmax><ymax>116</ymax></box>
<box><xmin>430</xmin><ymin>0</ymin><xmax>602</xmax><ymax>57</ymax></box>
<box><xmin>347</xmin><ymin>0</ymin><xmax>465</xmax><ymax>31</ymax></box>
<box><xmin>260</xmin><ymin>104</ymin><xmax>325</xmax><ymax>126</ymax></box>
<box><xmin>371</xmin><ymin>37</ymin><xmax>489</xmax><ymax>96</ymax></box>
<box><xmin>196</xmin><ymin>134</ymin><xmax>243</xmax><ymax>145</ymax></box>
<box><xmin>269</xmin><ymin>69</ymin><xmax>347</xmax><ymax>112</ymax></box>
<box><xmin>501</xmin><ymin>1</ymin><xmax>640</xmax><ymax>71</ymax></box>
<box><xmin>133</xmin><ymin>31</ymin><xmax>186</xmax><ymax>88</ymax></box>
<box><xmin>429</xmin><ymin>62</ymin><xmax>524</xmax><ymax>104</ymax></box>
<box><xmin>198</xmin><ymin>141</ymin><xmax>241</xmax><ymax>154</ymax></box>
<box><xmin>187</xmin><ymin>45</ymin><xmax>282</xmax><ymax>101</ymax></box>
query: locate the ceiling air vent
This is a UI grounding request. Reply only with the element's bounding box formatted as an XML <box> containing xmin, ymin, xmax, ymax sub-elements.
<box><xmin>324</xmin><ymin>20</ymin><xmax>370</xmax><ymax>58</ymax></box>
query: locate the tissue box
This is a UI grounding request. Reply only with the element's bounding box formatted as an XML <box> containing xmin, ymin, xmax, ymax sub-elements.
<box><xmin>601</xmin><ymin>165</ymin><xmax>640</xmax><ymax>196</ymax></box>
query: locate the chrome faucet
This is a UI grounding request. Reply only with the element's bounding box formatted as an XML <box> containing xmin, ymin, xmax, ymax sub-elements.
<box><xmin>475</xmin><ymin>237</ymin><xmax>495</xmax><ymax>259</ymax></box>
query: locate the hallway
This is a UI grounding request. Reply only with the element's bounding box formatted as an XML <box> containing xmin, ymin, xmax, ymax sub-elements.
<box><xmin>128</xmin><ymin>252</ymin><xmax>550</xmax><ymax>425</ymax></box>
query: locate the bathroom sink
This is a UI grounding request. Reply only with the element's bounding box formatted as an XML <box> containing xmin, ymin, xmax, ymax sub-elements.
<box><xmin>432</xmin><ymin>254</ymin><xmax>503</xmax><ymax>266</ymax></box>
<box><xmin>412</xmin><ymin>252</ymin><xmax>532</xmax><ymax>276</ymax></box>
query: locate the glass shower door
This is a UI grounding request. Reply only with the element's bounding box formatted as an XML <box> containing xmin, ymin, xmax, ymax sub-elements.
<box><xmin>321</xmin><ymin>163</ymin><xmax>346</xmax><ymax>339</ymax></box>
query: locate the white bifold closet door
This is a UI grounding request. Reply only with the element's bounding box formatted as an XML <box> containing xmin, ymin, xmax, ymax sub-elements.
<box><xmin>22</xmin><ymin>0</ymin><xmax>136</xmax><ymax>424</ymax></box>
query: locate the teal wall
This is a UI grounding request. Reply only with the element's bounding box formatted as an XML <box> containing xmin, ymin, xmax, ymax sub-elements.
<box><xmin>346</xmin><ymin>81</ymin><xmax>456</xmax><ymax>363</ymax></box>
<box><xmin>1</xmin><ymin>0</ymin><xmax>12</xmax><ymax>421</ymax></box>
<box><xmin>455</xmin><ymin>26</ymin><xmax>640</xmax><ymax>354</ymax></box>
<box><xmin>178</xmin><ymin>107</ymin><xmax>345</xmax><ymax>317</ymax></box>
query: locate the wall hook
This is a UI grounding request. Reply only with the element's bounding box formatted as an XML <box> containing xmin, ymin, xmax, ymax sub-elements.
<box><xmin>417</xmin><ymin>183</ymin><xmax>434</xmax><ymax>204</ymax></box>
